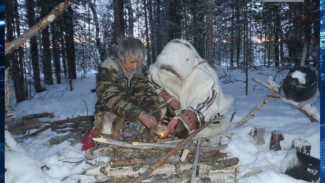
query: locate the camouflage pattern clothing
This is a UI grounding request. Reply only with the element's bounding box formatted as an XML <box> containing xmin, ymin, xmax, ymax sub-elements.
<box><xmin>93</xmin><ymin>57</ymin><xmax>163</xmax><ymax>137</ymax></box>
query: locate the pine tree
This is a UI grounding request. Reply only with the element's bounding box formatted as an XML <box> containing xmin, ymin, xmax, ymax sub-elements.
<box><xmin>26</xmin><ymin>0</ymin><xmax>44</xmax><ymax>92</ymax></box>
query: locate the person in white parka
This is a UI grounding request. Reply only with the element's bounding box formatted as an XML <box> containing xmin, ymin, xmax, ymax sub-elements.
<box><xmin>149</xmin><ymin>39</ymin><xmax>233</xmax><ymax>138</ymax></box>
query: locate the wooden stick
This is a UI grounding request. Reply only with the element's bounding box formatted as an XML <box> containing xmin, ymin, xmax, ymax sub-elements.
<box><xmin>21</xmin><ymin>112</ymin><xmax>54</xmax><ymax>120</ymax></box>
<box><xmin>180</xmin><ymin>140</ymin><xmax>193</xmax><ymax>162</ymax></box>
<box><xmin>111</xmin><ymin>159</ymin><xmax>145</xmax><ymax>168</ymax></box>
<box><xmin>252</xmin><ymin>78</ymin><xmax>279</xmax><ymax>92</ymax></box>
<box><xmin>252</xmin><ymin>78</ymin><xmax>319</xmax><ymax>122</ymax></box>
<box><xmin>93</xmin><ymin>136</ymin><xmax>177</xmax><ymax>149</ymax></box>
<box><xmin>5</xmin><ymin>1</ymin><xmax>71</xmax><ymax>55</ymax></box>
<box><xmin>235</xmin><ymin>90</ymin><xmax>278</xmax><ymax>128</ymax></box>
<box><xmin>190</xmin><ymin>137</ymin><xmax>202</xmax><ymax>183</ymax></box>
<box><xmin>99</xmin><ymin>163</ymin><xmax>213</xmax><ymax>178</ymax></box>
<box><xmin>17</xmin><ymin>115</ymin><xmax>93</xmax><ymax>139</ymax></box>
<box><xmin>131</xmin><ymin>123</ymin><xmax>208</xmax><ymax>183</ymax></box>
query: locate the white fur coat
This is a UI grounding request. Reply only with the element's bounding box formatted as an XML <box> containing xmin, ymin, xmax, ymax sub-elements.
<box><xmin>149</xmin><ymin>39</ymin><xmax>233</xmax><ymax>126</ymax></box>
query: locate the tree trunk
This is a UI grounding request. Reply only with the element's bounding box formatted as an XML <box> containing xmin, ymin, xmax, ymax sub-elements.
<box><xmin>148</xmin><ymin>0</ymin><xmax>156</xmax><ymax>62</ymax></box>
<box><xmin>169</xmin><ymin>0</ymin><xmax>182</xmax><ymax>40</ymax></box>
<box><xmin>235</xmin><ymin>3</ymin><xmax>241</xmax><ymax>67</ymax></box>
<box><xmin>88</xmin><ymin>1</ymin><xmax>105</xmax><ymax>63</ymax></box>
<box><xmin>206</xmin><ymin>0</ymin><xmax>214</xmax><ymax>67</ymax></box>
<box><xmin>244</xmin><ymin>2</ymin><xmax>248</xmax><ymax>96</ymax></box>
<box><xmin>144</xmin><ymin>0</ymin><xmax>151</xmax><ymax>66</ymax></box>
<box><xmin>113</xmin><ymin>0</ymin><xmax>125</xmax><ymax>42</ymax></box>
<box><xmin>59</xmin><ymin>25</ymin><xmax>67</xmax><ymax>78</ymax></box>
<box><xmin>40</xmin><ymin>2</ymin><xmax>54</xmax><ymax>85</ymax></box>
<box><xmin>5</xmin><ymin>0</ymin><xmax>27</xmax><ymax>103</ymax></box>
<box><xmin>191</xmin><ymin>0</ymin><xmax>205</xmax><ymax>58</ymax></box>
<box><xmin>230</xmin><ymin>5</ymin><xmax>235</xmax><ymax>68</ymax></box>
<box><xmin>156</xmin><ymin>0</ymin><xmax>162</xmax><ymax>54</ymax></box>
<box><xmin>312</xmin><ymin>0</ymin><xmax>320</xmax><ymax>66</ymax></box>
<box><xmin>64</xmin><ymin>6</ymin><xmax>76</xmax><ymax>80</ymax></box>
<box><xmin>274</xmin><ymin>5</ymin><xmax>280</xmax><ymax>67</ymax></box>
<box><xmin>300</xmin><ymin>0</ymin><xmax>312</xmax><ymax>66</ymax></box>
<box><xmin>126</xmin><ymin>0</ymin><xmax>134</xmax><ymax>36</ymax></box>
<box><xmin>13</xmin><ymin>0</ymin><xmax>27</xmax><ymax>99</ymax></box>
<box><xmin>50</xmin><ymin>23</ymin><xmax>61</xmax><ymax>84</ymax></box>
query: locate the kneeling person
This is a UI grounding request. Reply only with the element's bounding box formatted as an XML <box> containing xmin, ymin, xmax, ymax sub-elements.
<box><xmin>93</xmin><ymin>37</ymin><xmax>163</xmax><ymax>139</ymax></box>
<box><xmin>149</xmin><ymin>39</ymin><xmax>233</xmax><ymax>138</ymax></box>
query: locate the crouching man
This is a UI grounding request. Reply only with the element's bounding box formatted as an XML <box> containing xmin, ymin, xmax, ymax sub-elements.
<box><xmin>149</xmin><ymin>39</ymin><xmax>233</xmax><ymax>138</ymax></box>
<box><xmin>92</xmin><ymin>37</ymin><xmax>164</xmax><ymax>139</ymax></box>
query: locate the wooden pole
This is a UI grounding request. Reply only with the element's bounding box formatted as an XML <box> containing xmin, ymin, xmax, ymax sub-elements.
<box><xmin>252</xmin><ymin>78</ymin><xmax>319</xmax><ymax>122</ymax></box>
<box><xmin>235</xmin><ymin>90</ymin><xmax>278</xmax><ymax>128</ymax></box>
<box><xmin>131</xmin><ymin>123</ymin><xmax>208</xmax><ymax>183</ymax></box>
<box><xmin>190</xmin><ymin>137</ymin><xmax>202</xmax><ymax>183</ymax></box>
<box><xmin>5</xmin><ymin>1</ymin><xmax>71</xmax><ymax>55</ymax></box>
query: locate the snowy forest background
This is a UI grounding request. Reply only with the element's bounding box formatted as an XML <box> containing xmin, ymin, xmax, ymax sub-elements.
<box><xmin>5</xmin><ymin>0</ymin><xmax>320</xmax><ymax>104</ymax></box>
<box><xmin>4</xmin><ymin>1</ymin><xmax>322</xmax><ymax>182</ymax></box>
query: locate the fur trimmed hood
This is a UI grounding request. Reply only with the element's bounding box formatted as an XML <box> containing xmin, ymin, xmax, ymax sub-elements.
<box><xmin>149</xmin><ymin>39</ymin><xmax>233</xmax><ymax>123</ymax></box>
<box><xmin>154</xmin><ymin>39</ymin><xmax>204</xmax><ymax>80</ymax></box>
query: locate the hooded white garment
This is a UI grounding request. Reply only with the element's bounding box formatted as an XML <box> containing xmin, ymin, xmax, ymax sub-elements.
<box><xmin>149</xmin><ymin>39</ymin><xmax>233</xmax><ymax>127</ymax></box>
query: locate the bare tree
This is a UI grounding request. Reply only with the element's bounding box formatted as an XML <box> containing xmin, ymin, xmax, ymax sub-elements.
<box><xmin>206</xmin><ymin>0</ymin><xmax>214</xmax><ymax>66</ymax></box>
<box><xmin>88</xmin><ymin>0</ymin><xmax>105</xmax><ymax>63</ymax></box>
<box><xmin>125</xmin><ymin>0</ymin><xmax>134</xmax><ymax>36</ymax></box>
<box><xmin>6</xmin><ymin>0</ymin><xmax>27</xmax><ymax>102</ymax></box>
<box><xmin>40</xmin><ymin>1</ymin><xmax>54</xmax><ymax>85</ymax></box>
<box><xmin>50</xmin><ymin>22</ymin><xmax>61</xmax><ymax>84</ymax></box>
<box><xmin>64</xmin><ymin>6</ymin><xmax>77</xmax><ymax>80</ymax></box>
<box><xmin>230</xmin><ymin>2</ymin><xmax>235</xmax><ymax>68</ymax></box>
<box><xmin>113</xmin><ymin>0</ymin><xmax>125</xmax><ymax>42</ymax></box>
<box><xmin>26</xmin><ymin>0</ymin><xmax>44</xmax><ymax>92</ymax></box>
<box><xmin>148</xmin><ymin>0</ymin><xmax>156</xmax><ymax>62</ymax></box>
<box><xmin>13</xmin><ymin>0</ymin><xmax>27</xmax><ymax>97</ymax></box>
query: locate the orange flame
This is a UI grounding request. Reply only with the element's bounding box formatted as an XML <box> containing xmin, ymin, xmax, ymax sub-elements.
<box><xmin>157</xmin><ymin>131</ymin><xmax>168</xmax><ymax>139</ymax></box>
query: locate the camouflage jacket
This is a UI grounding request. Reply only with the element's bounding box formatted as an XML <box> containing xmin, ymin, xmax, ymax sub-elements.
<box><xmin>95</xmin><ymin>57</ymin><xmax>161</xmax><ymax>122</ymax></box>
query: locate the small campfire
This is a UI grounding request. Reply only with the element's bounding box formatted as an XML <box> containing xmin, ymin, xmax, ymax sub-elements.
<box><xmin>156</xmin><ymin>131</ymin><xmax>168</xmax><ymax>139</ymax></box>
<box><xmin>155</xmin><ymin>124</ymin><xmax>169</xmax><ymax>139</ymax></box>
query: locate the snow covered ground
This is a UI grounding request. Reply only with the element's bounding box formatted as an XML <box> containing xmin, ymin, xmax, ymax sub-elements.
<box><xmin>5</xmin><ymin>67</ymin><xmax>320</xmax><ymax>183</ymax></box>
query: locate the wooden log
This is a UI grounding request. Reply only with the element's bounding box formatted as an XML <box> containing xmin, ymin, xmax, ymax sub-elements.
<box><xmin>6</xmin><ymin>118</ymin><xmax>45</xmax><ymax>134</ymax></box>
<box><xmin>190</xmin><ymin>137</ymin><xmax>202</xmax><ymax>183</ymax></box>
<box><xmin>270</xmin><ymin>130</ymin><xmax>284</xmax><ymax>151</ymax></box>
<box><xmin>5</xmin><ymin>112</ymin><xmax>54</xmax><ymax>124</ymax></box>
<box><xmin>5</xmin><ymin>1</ymin><xmax>71</xmax><ymax>55</ymax></box>
<box><xmin>235</xmin><ymin>90</ymin><xmax>278</xmax><ymax>128</ymax></box>
<box><xmin>187</xmin><ymin>152</ymin><xmax>232</xmax><ymax>162</ymax></box>
<box><xmin>180</xmin><ymin>140</ymin><xmax>194</xmax><ymax>162</ymax></box>
<box><xmin>209</xmin><ymin>165</ymin><xmax>238</xmax><ymax>183</ymax></box>
<box><xmin>207</xmin><ymin>145</ymin><xmax>228</xmax><ymax>155</ymax></box>
<box><xmin>212</xmin><ymin>158</ymin><xmax>239</xmax><ymax>170</ymax></box>
<box><xmin>249</xmin><ymin>127</ymin><xmax>265</xmax><ymax>145</ymax></box>
<box><xmin>21</xmin><ymin>112</ymin><xmax>54</xmax><ymax>120</ymax></box>
<box><xmin>132</xmin><ymin>123</ymin><xmax>208</xmax><ymax>183</ymax></box>
<box><xmin>291</xmin><ymin>139</ymin><xmax>311</xmax><ymax>155</ymax></box>
<box><xmin>92</xmin><ymin>136</ymin><xmax>176</xmax><ymax>149</ymax></box>
<box><xmin>111</xmin><ymin>159</ymin><xmax>145</xmax><ymax>168</ymax></box>
<box><xmin>97</xmin><ymin>163</ymin><xmax>213</xmax><ymax>178</ymax></box>
<box><xmin>109</xmin><ymin>155</ymin><xmax>180</xmax><ymax>168</ymax></box>
<box><xmin>252</xmin><ymin>78</ymin><xmax>320</xmax><ymax>122</ymax></box>
<box><xmin>18</xmin><ymin>115</ymin><xmax>93</xmax><ymax>139</ymax></box>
